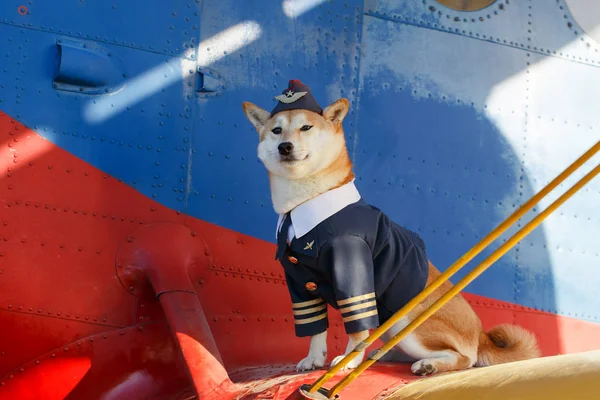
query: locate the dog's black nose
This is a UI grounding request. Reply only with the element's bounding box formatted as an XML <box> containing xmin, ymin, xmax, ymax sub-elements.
<box><xmin>278</xmin><ymin>142</ymin><xmax>294</xmax><ymax>155</ymax></box>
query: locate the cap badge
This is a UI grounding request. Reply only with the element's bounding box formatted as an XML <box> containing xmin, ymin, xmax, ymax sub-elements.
<box><xmin>275</xmin><ymin>89</ymin><xmax>307</xmax><ymax>104</ymax></box>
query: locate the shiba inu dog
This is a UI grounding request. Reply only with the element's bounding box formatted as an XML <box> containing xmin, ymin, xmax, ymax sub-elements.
<box><xmin>241</xmin><ymin>79</ymin><xmax>540</xmax><ymax>375</ymax></box>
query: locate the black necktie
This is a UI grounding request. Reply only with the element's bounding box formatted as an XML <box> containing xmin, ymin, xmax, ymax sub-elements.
<box><xmin>275</xmin><ymin>213</ymin><xmax>292</xmax><ymax>260</ymax></box>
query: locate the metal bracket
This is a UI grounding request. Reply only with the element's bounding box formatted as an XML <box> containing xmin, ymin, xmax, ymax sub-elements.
<box><xmin>196</xmin><ymin>67</ymin><xmax>224</xmax><ymax>98</ymax></box>
<box><xmin>298</xmin><ymin>384</ymin><xmax>339</xmax><ymax>400</ymax></box>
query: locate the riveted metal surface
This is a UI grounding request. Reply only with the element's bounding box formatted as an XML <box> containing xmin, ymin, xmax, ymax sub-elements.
<box><xmin>365</xmin><ymin>1</ymin><xmax>529</xmax><ymax>52</ymax></box>
<box><xmin>0</xmin><ymin>322</ymin><xmax>191</xmax><ymax>400</ymax></box>
<box><xmin>115</xmin><ymin>222</ymin><xmax>212</xmax><ymax>302</ymax></box>
<box><xmin>354</xmin><ymin>0</ymin><xmax>600</xmax><ymax>326</ymax></box>
<box><xmin>134</xmin><ymin>298</ymin><xmax>165</xmax><ymax>325</ymax></box>
<box><xmin>0</xmin><ymin>114</ymin><xmax>137</xmax><ymax>328</ymax></box>
<box><xmin>355</xmin><ymin>12</ymin><xmax>532</xmax><ymax>307</ymax></box>
<box><xmin>0</xmin><ymin>311</ymin><xmax>113</xmax><ymax>378</ymax></box>
<box><xmin>0</xmin><ymin>0</ymin><xmax>199</xmax><ymax>58</ymax></box>
<box><xmin>0</xmin><ymin>23</ymin><xmax>194</xmax><ymax>213</ymax></box>
<box><xmin>366</xmin><ymin>0</ymin><xmax>600</xmax><ymax>66</ymax></box>
<box><xmin>529</xmin><ymin>0</ymin><xmax>600</xmax><ymax>64</ymax></box>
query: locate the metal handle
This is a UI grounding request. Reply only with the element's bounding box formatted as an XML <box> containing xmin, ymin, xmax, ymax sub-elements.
<box><xmin>53</xmin><ymin>38</ymin><xmax>125</xmax><ymax>95</ymax></box>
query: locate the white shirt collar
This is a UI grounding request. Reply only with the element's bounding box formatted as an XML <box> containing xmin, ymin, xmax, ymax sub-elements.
<box><xmin>275</xmin><ymin>179</ymin><xmax>361</xmax><ymax>240</ymax></box>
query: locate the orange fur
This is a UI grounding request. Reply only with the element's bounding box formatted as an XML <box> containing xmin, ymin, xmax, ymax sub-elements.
<box><xmin>476</xmin><ymin>323</ymin><xmax>541</xmax><ymax>366</ymax></box>
<box><xmin>242</xmin><ymin>96</ymin><xmax>541</xmax><ymax>375</ymax></box>
<box><xmin>396</xmin><ymin>262</ymin><xmax>541</xmax><ymax>375</ymax></box>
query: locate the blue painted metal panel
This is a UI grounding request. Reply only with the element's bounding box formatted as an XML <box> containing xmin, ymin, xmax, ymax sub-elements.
<box><xmin>354</xmin><ymin>1</ymin><xmax>600</xmax><ymax>322</ymax></box>
<box><xmin>0</xmin><ymin>24</ymin><xmax>193</xmax><ymax>211</ymax></box>
<box><xmin>0</xmin><ymin>1</ymin><xmax>199</xmax><ymax>57</ymax></box>
<box><xmin>0</xmin><ymin>1</ymin><xmax>599</xmax><ymax>323</ymax></box>
<box><xmin>355</xmin><ymin>14</ymin><xmax>533</xmax><ymax>306</ymax></box>
<box><xmin>365</xmin><ymin>0</ymin><xmax>530</xmax><ymax>47</ymax></box>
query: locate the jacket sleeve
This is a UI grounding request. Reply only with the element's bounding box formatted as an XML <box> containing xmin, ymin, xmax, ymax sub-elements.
<box><xmin>318</xmin><ymin>235</ymin><xmax>380</xmax><ymax>334</ymax></box>
<box><xmin>283</xmin><ymin>270</ymin><xmax>329</xmax><ymax>337</ymax></box>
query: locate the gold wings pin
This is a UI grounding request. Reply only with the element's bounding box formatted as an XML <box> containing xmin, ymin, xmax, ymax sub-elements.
<box><xmin>304</xmin><ymin>240</ymin><xmax>314</xmax><ymax>250</ymax></box>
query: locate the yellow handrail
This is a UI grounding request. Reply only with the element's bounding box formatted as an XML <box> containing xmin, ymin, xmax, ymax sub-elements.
<box><xmin>328</xmin><ymin>162</ymin><xmax>600</xmax><ymax>397</ymax></box>
<box><xmin>307</xmin><ymin>140</ymin><xmax>600</xmax><ymax>396</ymax></box>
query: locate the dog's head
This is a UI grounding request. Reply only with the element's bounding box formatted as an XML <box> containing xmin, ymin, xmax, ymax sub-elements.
<box><xmin>242</xmin><ymin>83</ymin><xmax>350</xmax><ymax>181</ymax></box>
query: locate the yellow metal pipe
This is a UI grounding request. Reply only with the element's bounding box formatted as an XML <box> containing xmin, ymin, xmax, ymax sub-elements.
<box><xmin>328</xmin><ymin>162</ymin><xmax>600</xmax><ymax>397</ymax></box>
<box><xmin>307</xmin><ymin>140</ymin><xmax>600</xmax><ymax>394</ymax></box>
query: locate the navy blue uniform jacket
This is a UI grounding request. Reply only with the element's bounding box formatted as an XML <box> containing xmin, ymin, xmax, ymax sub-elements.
<box><xmin>276</xmin><ymin>199</ymin><xmax>429</xmax><ymax>337</ymax></box>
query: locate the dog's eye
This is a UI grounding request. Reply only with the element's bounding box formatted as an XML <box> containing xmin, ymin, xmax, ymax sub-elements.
<box><xmin>300</xmin><ymin>125</ymin><xmax>313</xmax><ymax>132</ymax></box>
<box><xmin>271</xmin><ymin>127</ymin><xmax>282</xmax><ymax>135</ymax></box>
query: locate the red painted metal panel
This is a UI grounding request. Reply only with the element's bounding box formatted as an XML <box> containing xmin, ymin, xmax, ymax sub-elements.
<box><xmin>0</xmin><ymin>312</ymin><xmax>110</xmax><ymax>377</ymax></box>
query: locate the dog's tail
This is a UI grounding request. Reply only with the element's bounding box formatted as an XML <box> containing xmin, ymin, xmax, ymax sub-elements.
<box><xmin>475</xmin><ymin>323</ymin><xmax>541</xmax><ymax>367</ymax></box>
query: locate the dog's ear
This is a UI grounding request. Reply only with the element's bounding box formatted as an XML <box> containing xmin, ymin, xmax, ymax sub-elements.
<box><xmin>322</xmin><ymin>98</ymin><xmax>349</xmax><ymax>127</ymax></box>
<box><xmin>242</xmin><ymin>102</ymin><xmax>271</xmax><ymax>132</ymax></box>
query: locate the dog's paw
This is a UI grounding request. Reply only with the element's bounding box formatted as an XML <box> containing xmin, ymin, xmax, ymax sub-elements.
<box><xmin>296</xmin><ymin>354</ymin><xmax>326</xmax><ymax>372</ymax></box>
<box><xmin>330</xmin><ymin>353</ymin><xmax>362</xmax><ymax>370</ymax></box>
<box><xmin>411</xmin><ymin>359</ymin><xmax>437</xmax><ymax>376</ymax></box>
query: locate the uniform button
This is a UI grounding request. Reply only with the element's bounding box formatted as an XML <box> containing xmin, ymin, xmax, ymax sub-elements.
<box><xmin>288</xmin><ymin>256</ymin><xmax>298</xmax><ymax>264</ymax></box>
<box><xmin>305</xmin><ymin>282</ymin><xmax>317</xmax><ymax>291</ymax></box>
